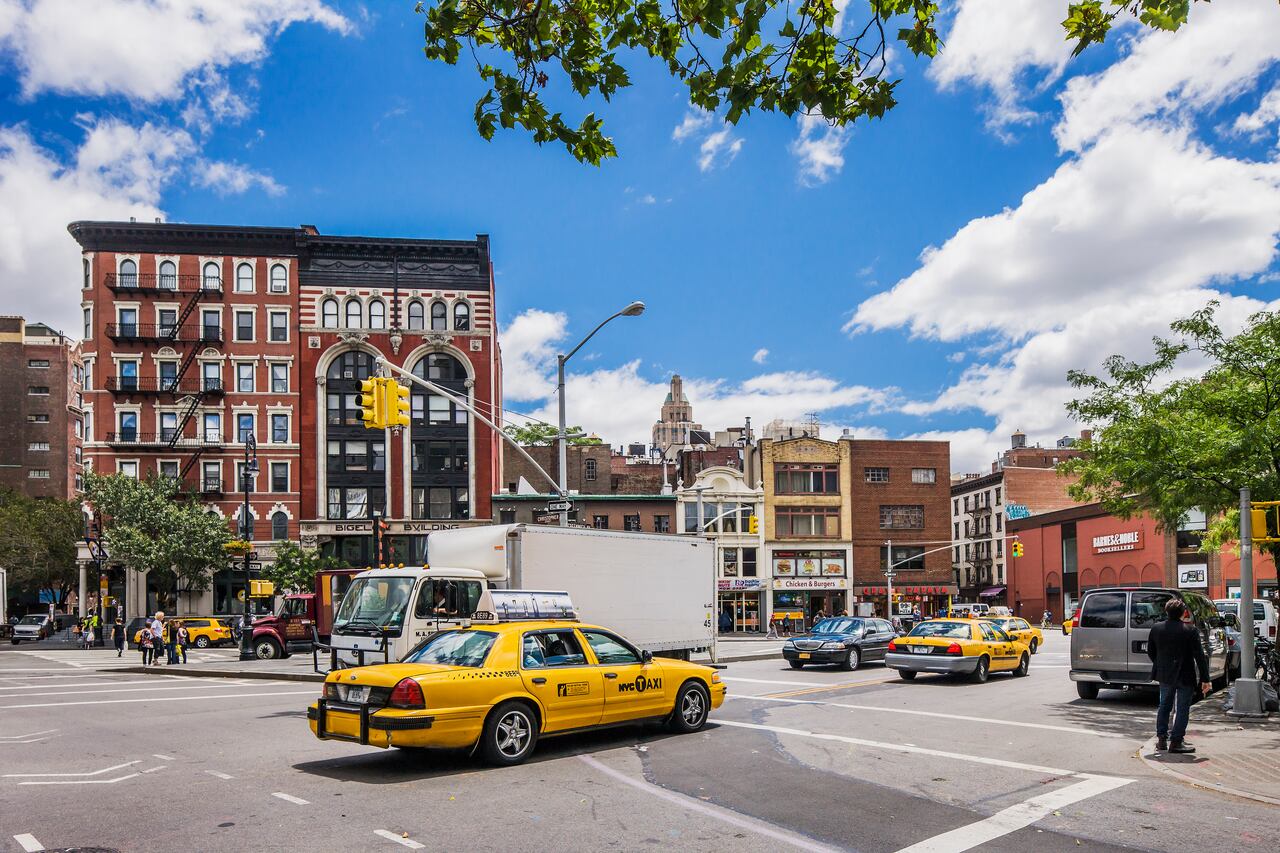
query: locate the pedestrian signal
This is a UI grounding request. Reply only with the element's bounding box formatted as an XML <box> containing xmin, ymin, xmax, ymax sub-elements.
<box><xmin>748</xmin><ymin>515</ymin><xmax>759</xmax><ymax>535</ymax></box>
<box><xmin>386</xmin><ymin>379</ymin><xmax>411</xmax><ymax>428</ymax></box>
<box><xmin>358</xmin><ymin>377</ymin><xmax>385</xmax><ymax>429</ymax></box>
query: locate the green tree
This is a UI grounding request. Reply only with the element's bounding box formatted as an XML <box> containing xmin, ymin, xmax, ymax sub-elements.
<box><xmin>416</xmin><ymin>0</ymin><xmax>1204</xmax><ymax>163</ymax></box>
<box><xmin>1063</xmin><ymin>302</ymin><xmax>1280</xmax><ymax>559</ymax></box>
<box><xmin>264</xmin><ymin>540</ymin><xmax>351</xmax><ymax>594</ymax></box>
<box><xmin>503</xmin><ymin>422</ymin><xmax>602</xmax><ymax>445</ymax></box>
<box><xmin>83</xmin><ymin>473</ymin><xmax>231</xmax><ymax>596</ymax></box>
<box><xmin>0</xmin><ymin>492</ymin><xmax>83</xmax><ymax>607</ymax></box>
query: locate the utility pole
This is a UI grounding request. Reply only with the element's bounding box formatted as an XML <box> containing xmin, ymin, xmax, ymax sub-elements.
<box><xmin>884</xmin><ymin>538</ymin><xmax>894</xmax><ymax>619</ymax></box>
<box><xmin>237</xmin><ymin>434</ymin><xmax>258</xmax><ymax>661</ymax></box>
<box><xmin>1231</xmin><ymin>488</ymin><xmax>1266</xmax><ymax>716</ymax></box>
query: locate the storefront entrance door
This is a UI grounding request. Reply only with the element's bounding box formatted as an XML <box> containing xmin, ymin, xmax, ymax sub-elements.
<box><xmin>721</xmin><ymin>592</ymin><xmax>761</xmax><ymax>632</ymax></box>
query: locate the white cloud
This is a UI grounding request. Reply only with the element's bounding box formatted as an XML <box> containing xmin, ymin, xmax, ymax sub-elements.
<box><xmin>0</xmin><ymin>0</ymin><xmax>350</xmax><ymax>102</ymax></box>
<box><xmin>499</xmin><ymin>309</ymin><xmax>567</xmax><ymax>402</ymax></box>
<box><xmin>752</xmin><ymin>348</ymin><xmax>769</xmax><ymax>365</ymax></box>
<box><xmin>1056</xmin><ymin>3</ymin><xmax>1280</xmax><ymax>152</ymax></box>
<box><xmin>697</xmin><ymin>128</ymin><xmax>743</xmax><ymax>172</ymax></box>
<box><xmin>848</xmin><ymin>125</ymin><xmax>1280</xmax><ymax>343</ymax></box>
<box><xmin>672</xmin><ymin>110</ymin><xmax>712</xmax><ymax>142</ymax></box>
<box><xmin>637</xmin><ymin>193</ymin><xmax>657</xmax><ymax>205</ymax></box>
<box><xmin>930</xmin><ymin>0</ymin><xmax>1079</xmax><ymax>130</ymax></box>
<box><xmin>192</xmin><ymin>158</ymin><xmax>284</xmax><ymax>196</ymax></box>
<box><xmin>1233</xmin><ymin>84</ymin><xmax>1280</xmax><ymax>143</ymax></box>
<box><xmin>790</xmin><ymin>113</ymin><xmax>849</xmax><ymax>186</ymax></box>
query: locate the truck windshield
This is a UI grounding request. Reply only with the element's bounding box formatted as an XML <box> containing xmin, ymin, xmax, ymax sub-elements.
<box><xmin>333</xmin><ymin>577</ymin><xmax>415</xmax><ymax>634</ymax></box>
<box><xmin>403</xmin><ymin>630</ymin><xmax>496</xmax><ymax>668</ymax></box>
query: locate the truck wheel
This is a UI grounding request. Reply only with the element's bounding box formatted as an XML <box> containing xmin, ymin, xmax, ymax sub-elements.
<box><xmin>1076</xmin><ymin>682</ymin><xmax>1100</xmax><ymax>700</ymax></box>
<box><xmin>194</xmin><ymin>636</ymin><xmax>210</xmax><ymax>649</ymax></box>
<box><xmin>254</xmin><ymin>639</ymin><xmax>282</xmax><ymax>660</ymax></box>
<box><xmin>480</xmin><ymin>701</ymin><xmax>538</xmax><ymax>765</ymax></box>
<box><xmin>667</xmin><ymin>681</ymin><xmax>711</xmax><ymax>733</ymax></box>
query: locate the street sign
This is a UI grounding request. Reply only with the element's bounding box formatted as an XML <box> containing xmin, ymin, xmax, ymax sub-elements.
<box><xmin>547</xmin><ymin>500</ymin><xmax>574</xmax><ymax>512</ymax></box>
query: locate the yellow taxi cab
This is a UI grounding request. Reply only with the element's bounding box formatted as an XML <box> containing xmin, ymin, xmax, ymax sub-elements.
<box><xmin>885</xmin><ymin>617</ymin><xmax>1031</xmax><ymax>683</ymax></box>
<box><xmin>1062</xmin><ymin>612</ymin><xmax>1075</xmax><ymax>635</ymax></box>
<box><xmin>981</xmin><ymin>616</ymin><xmax>1044</xmax><ymax>653</ymax></box>
<box><xmin>308</xmin><ymin>594</ymin><xmax>726</xmax><ymax>765</ymax></box>
<box><xmin>132</xmin><ymin>618</ymin><xmax>232</xmax><ymax>649</ymax></box>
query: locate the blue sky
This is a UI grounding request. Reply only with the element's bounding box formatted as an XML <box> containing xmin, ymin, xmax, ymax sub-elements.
<box><xmin>1</xmin><ymin>1</ymin><xmax>1278</xmax><ymax>471</ymax></box>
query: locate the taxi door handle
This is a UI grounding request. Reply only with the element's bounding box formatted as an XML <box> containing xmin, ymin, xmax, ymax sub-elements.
<box><xmin>531</xmin><ymin>677</ymin><xmax>547</xmax><ymax>685</ymax></box>
<box><xmin>604</xmin><ymin>673</ymin><xmax>618</xmax><ymax>679</ymax></box>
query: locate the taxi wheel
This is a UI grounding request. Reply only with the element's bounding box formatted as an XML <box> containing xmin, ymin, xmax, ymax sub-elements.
<box><xmin>481</xmin><ymin>701</ymin><xmax>538</xmax><ymax>766</ymax></box>
<box><xmin>840</xmin><ymin>648</ymin><xmax>860</xmax><ymax>672</ymax></box>
<box><xmin>668</xmin><ymin>681</ymin><xmax>710</xmax><ymax>733</ymax></box>
<box><xmin>195</xmin><ymin>636</ymin><xmax>210</xmax><ymax>649</ymax></box>
<box><xmin>898</xmin><ymin>670</ymin><xmax>917</xmax><ymax>681</ymax></box>
<box><xmin>1029</xmin><ymin>639</ymin><xmax>1038</xmax><ymax>654</ymax></box>
<box><xmin>1013</xmin><ymin>653</ymin><xmax>1030</xmax><ymax>678</ymax></box>
<box><xmin>970</xmin><ymin>655</ymin><xmax>990</xmax><ymax>684</ymax></box>
<box><xmin>788</xmin><ymin>660</ymin><xmax>805</xmax><ymax>669</ymax></box>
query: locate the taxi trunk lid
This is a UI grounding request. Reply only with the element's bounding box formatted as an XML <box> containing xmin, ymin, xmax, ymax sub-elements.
<box><xmin>330</xmin><ymin>663</ymin><xmax>460</xmax><ymax>688</ymax></box>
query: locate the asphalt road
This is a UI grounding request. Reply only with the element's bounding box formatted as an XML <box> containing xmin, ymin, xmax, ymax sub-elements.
<box><xmin>1</xmin><ymin>634</ymin><xmax>1275</xmax><ymax>852</ymax></box>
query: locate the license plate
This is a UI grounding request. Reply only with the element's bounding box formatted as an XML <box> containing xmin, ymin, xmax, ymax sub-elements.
<box><xmin>343</xmin><ymin>685</ymin><xmax>369</xmax><ymax>704</ymax></box>
<box><xmin>912</xmin><ymin>646</ymin><xmax>931</xmax><ymax>655</ymax></box>
<box><xmin>798</xmin><ymin>653</ymin><xmax>811</xmax><ymax>659</ymax></box>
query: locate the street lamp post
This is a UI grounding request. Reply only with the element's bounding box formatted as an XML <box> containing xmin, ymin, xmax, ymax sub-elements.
<box><xmin>556</xmin><ymin>301</ymin><xmax>645</xmax><ymax>526</ymax></box>
<box><xmin>238</xmin><ymin>434</ymin><xmax>258</xmax><ymax>661</ymax></box>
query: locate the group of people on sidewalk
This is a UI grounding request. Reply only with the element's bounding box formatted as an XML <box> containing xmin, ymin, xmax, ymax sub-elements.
<box><xmin>136</xmin><ymin>612</ymin><xmax>191</xmax><ymax>667</ymax></box>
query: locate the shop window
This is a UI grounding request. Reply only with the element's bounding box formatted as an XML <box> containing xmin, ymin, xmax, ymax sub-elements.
<box><xmin>624</xmin><ymin>514</ymin><xmax>641</xmax><ymax>532</ymax></box>
<box><xmin>593</xmin><ymin>515</ymin><xmax>609</xmax><ymax>529</ymax></box>
<box><xmin>653</xmin><ymin>515</ymin><xmax>670</xmax><ymax>533</ymax></box>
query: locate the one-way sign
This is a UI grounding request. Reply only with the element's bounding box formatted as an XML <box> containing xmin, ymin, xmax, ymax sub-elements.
<box><xmin>547</xmin><ymin>500</ymin><xmax>574</xmax><ymax>512</ymax></box>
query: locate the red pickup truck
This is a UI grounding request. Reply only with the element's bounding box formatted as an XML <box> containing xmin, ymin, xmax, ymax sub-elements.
<box><xmin>247</xmin><ymin>568</ymin><xmax>359</xmax><ymax>660</ymax></box>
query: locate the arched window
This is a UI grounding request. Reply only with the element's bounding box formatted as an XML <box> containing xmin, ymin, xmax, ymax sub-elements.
<box><xmin>271</xmin><ymin>511</ymin><xmax>289</xmax><ymax>541</ymax></box>
<box><xmin>453</xmin><ymin>301</ymin><xmax>471</xmax><ymax>331</ymax></box>
<box><xmin>202</xmin><ymin>261</ymin><xmax>221</xmax><ymax>290</ymax></box>
<box><xmin>407</xmin><ymin>300</ymin><xmax>424</xmax><ymax>330</ymax></box>
<box><xmin>321</xmin><ymin>298</ymin><xmax>339</xmax><ymax>328</ymax></box>
<box><xmin>409</xmin><ymin>351</ymin><xmax>470</xmax><ymax>521</ymax></box>
<box><xmin>158</xmin><ymin>260</ymin><xmax>177</xmax><ymax>290</ymax></box>
<box><xmin>235</xmin><ymin>262</ymin><xmax>253</xmax><ymax>293</ymax></box>
<box><xmin>368</xmin><ymin>299</ymin><xmax>386</xmax><ymax>330</ymax></box>
<box><xmin>344</xmin><ymin>299</ymin><xmax>362</xmax><ymax>329</ymax></box>
<box><xmin>82</xmin><ymin>258</ymin><xmax>91</xmax><ymax>290</ymax></box>
<box><xmin>412</xmin><ymin>352</ymin><xmax>466</xmax><ymax>381</ymax></box>
<box><xmin>269</xmin><ymin>264</ymin><xmax>287</xmax><ymax>293</ymax></box>
<box><xmin>327</xmin><ymin>350</ymin><xmax>378</xmax><ymax>382</ymax></box>
<box><xmin>325</xmin><ymin>350</ymin><xmax>386</xmax><ymax>521</ymax></box>
<box><xmin>118</xmin><ymin>259</ymin><xmax>137</xmax><ymax>288</ymax></box>
<box><xmin>430</xmin><ymin>300</ymin><xmax>447</xmax><ymax>331</ymax></box>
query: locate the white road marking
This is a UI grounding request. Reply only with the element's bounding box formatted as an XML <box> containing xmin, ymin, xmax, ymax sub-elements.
<box><xmin>153</xmin><ymin>753</ymin><xmax>175</xmax><ymax>760</ymax></box>
<box><xmin>715</xmin><ymin>720</ymin><xmax>1082</xmax><ymax>776</ymax></box>
<box><xmin>272</xmin><ymin>792</ymin><xmax>310</xmax><ymax>805</ymax></box>
<box><xmin>721</xmin><ymin>676</ymin><xmax>831</xmax><ymax>687</ymax></box>
<box><xmin>374</xmin><ymin>829</ymin><xmax>426</xmax><ymax>849</ymax></box>
<box><xmin>0</xmin><ymin>738</ymin><xmax>49</xmax><ymax>745</ymax></box>
<box><xmin>0</xmin><ymin>689</ymin><xmax>316</xmax><ymax>709</ymax></box>
<box><xmin>19</xmin><ymin>773</ymin><xmax>141</xmax><ymax>786</ymax></box>
<box><xmin>4</xmin><ymin>760</ymin><xmax>140</xmax><ymax>779</ymax></box>
<box><xmin>726</xmin><ymin>694</ymin><xmax>1132</xmax><ymax>739</ymax></box>
<box><xmin>0</xmin><ymin>677</ymin><xmax>208</xmax><ymax>690</ymax></box>
<box><xmin>578</xmin><ymin>755</ymin><xmax>839</xmax><ymax>853</ymax></box>
<box><xmin>0</xmin><ymin>729</ymin><xmax>57</xmax><ymax>740</ymax></box>
<box><xmin>205</xmin><ymin>770</ymin><xmax>234</xmax><ymax>780</ymax></box>
<box><xmin>893</xmin><ymin>775</ymin><xmax>1134</xmax><ymax>853</ymax></box>
<box><xmin>1</xmin><ymin>682</ymin><xmax>274</xmax><ymax>698</ymax></box>
<box><xmin>13</xmin><ymin>834</ymin><xmax>43</xmax><ymax>852</ymax></box>
<box><xmin>141</xmin><ymin>766</ymin><xmax>167</xmax><ymax>774</ymax></box>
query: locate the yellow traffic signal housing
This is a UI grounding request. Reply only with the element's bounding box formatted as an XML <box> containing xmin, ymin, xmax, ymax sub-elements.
<box><xmin>748</xmin><ymin>515</ymin><xmax>759</xmax><ymax>535</ymax></box>
<box><xmin>1011</xmin><ymin>541</ymin><xmax>1024</xmax><ymax>558</ymax></box>
<box><xmin>358</xmin><ymin>377</ymin><xmax>385</xmax><ymax>429</ymax></box>
<box><xmin>386</xmin><ymin>379</ymin><xmax>411</xmax><ymax>428</ymax></box>
<box><xmin>1252</xmin><ymin>504</ymin><xmax>1280</xmax><ymax>543</ymax></box>
<box><xmin>249</xmin><ymin>580</ymin><xmax>275</xmax><ymax>598</ymax></box>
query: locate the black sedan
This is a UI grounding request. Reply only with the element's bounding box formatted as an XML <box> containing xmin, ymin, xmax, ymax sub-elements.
<box><xmin>783</xmin><ymin>617</ymin><xmax>900</xmax><ymax>670</ymax></box>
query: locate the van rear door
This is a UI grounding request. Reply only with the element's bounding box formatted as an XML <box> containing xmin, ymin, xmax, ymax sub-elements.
<box><xmin>1126</xmin><ymin>590</ymin><xmax>1172</xmax><ymax>679</ymax></box>
<box><xmin>1071</xmin><ymin>591</ymin><xmax>1129</xmax><ymax>676</ymax></box>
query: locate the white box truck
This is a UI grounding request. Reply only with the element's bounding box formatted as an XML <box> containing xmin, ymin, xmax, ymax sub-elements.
<box><xmin>326</xmin><ymin>524</ymin><xmax>715</xmax><ymax>668</ymax></box>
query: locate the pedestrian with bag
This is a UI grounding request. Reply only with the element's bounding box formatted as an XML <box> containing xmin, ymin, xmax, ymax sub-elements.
<box><xmin>139</xmin><ymin>623</ymin><xmax>153</xmax><ymax>667</ymax></box>
<box><xmin>150</xmin><ymin>612</ymin><xmax>166</xmax><ymax>665</ymax></box>
<box><xmin>165</xmin><ymin>616</ymin><xmax>179</xmax><ymax>664</ymax></box>
<box><xmin>175</xmin><ymin>621</ymin><xmax>189</xmax><ymax>664</ymax></box>
<box><xmin>113</xmin><ymin>616</ymin><xmax>125</xmax><ymax>657</ymax></box>
<box><xmin>1147</xmin><ymin>597</ymin><xmax>1211</xmax><ymax>754</ymax></box>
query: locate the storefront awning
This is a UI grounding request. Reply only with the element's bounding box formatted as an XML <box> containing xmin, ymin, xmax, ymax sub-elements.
<box><xmin>978</xmin><ymin>586</ymin><xmax>1006</xmax><ymax>598</ymax></box>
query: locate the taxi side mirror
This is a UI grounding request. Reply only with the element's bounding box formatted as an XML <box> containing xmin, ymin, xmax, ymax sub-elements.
<box><xmin>641</xmin><ymin>650</ymin><xmax>653</xmax><ymax>664</ymax></box>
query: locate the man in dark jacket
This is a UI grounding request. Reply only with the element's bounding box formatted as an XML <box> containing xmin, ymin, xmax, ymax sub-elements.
<box><xmin>1147</xmin><ymin>597</ymin><xmax>1211</xmax><ymax>753</ymax></box>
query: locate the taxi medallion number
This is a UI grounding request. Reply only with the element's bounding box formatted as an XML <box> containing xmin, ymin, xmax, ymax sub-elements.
<box><xmin>343</xmin><ymin>685</ymin><xmax>369</xmax><ymax>703</ymax></box>
<box><xmin>912</xmin><ymin>646</ymin><xmax>930</xmax><ymax>654</ymax></box>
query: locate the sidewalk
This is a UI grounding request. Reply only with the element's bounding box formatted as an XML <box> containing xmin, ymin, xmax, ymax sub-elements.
<box><xmin>1139</xmin><ymin>692</ymin><xmax>1280</xmax><ymax>806</ymax></box>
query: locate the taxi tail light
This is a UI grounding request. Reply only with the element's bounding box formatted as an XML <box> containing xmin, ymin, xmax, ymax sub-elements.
<box><xmin>887</xmin><ymin>639</ymin><xmax>898</xmax><ymax>652</ymax></box>
<box><xmin>323</xmin><ymin>683</ymin><xmax>339</xmax><ymax>700</ymax></box>
<box><xmin>943</xmin><ymin>642</ymin><xmax>963</xmax><ymax>656</ymax></box>
<box><xmin>389</xmin><ymin>678</ymin><xmax>425</xmax><ymax>710</ymax></box>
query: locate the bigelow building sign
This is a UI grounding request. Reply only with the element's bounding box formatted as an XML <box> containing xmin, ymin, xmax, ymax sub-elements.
<box><xmin>1092</xmin><ymin>530</ymin><xmax>1143</xmax><ymax>554</ymax></box>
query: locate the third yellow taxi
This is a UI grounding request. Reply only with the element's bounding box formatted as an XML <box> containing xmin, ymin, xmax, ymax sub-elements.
<box><xmin>981</xmin><ymin>616</ymin><xmax>1044</xmax><ymax>653</ymax></box>
<box><xmin>885</xmin><ymin>617</ymin><xmax>1031</xmax><ymax>683</ymax></box>
<box><xmin>309</xmin><ymin>596</ymin><xmax>726</xmax><ymax>765</ymax></box>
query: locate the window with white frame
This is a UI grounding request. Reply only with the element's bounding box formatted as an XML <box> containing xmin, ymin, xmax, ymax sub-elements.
<box><xmin>202</xmin><ymin>461</ymin><xmax>221</xmax><ymax>492</ymax></box>
<box><xmin>321</xmin><ymin>299</ymin><xmax>338</xmax><ymax>328</ymax></box>
<box><xmin>407</xmin><ymin>300</ymin><xmax>424</xmax><ymax>330</ymax></box>
<box><xmin>368</xmin><ymin>299</ymin><xmax>386</xmax><ymax>330</ymax></box>
<box><xmin>202</xmin><ymin>261</ymin><xmax>221</xmax><ymax>290</ymax></box>
<box><xmin>430</xmin><ymin>300</ymin><xmax>447</xmax><ymax>330</ymax></box>
<box><xmin>270</xmin><ymin>462</ymin><xmax>289</xmax><ymax>492</ymax></box>
<box><xmin>269</xmin><ymin>263</ymin><xmax>287</xmax><ymax>293</ymax></box>
<box><xmin>202</xmin><ymin>413</ymin><xmax>221</xmax><ymax>443</ymax></box>
<box><xmin>269</xmin><ymin>310</ymin><xmax>288</xmax><ymax>342</ymax></box>
<box><xmin>236</xmin><ymin>413</ymin><xmax>255</xmax><ymax>443</ymax></box>
<box><xmin>234</xmin><ymin>310</ymin><xmax>254</xmax><ymax>342</ymax></box>
<box><xmin>118</xmin><ymin>258</ymin><xmax>138</xmax><ymax>287</ymax></box>
<box><xmin>118</xmin><ymin>461</ymin><xmax>138</xmax><ymax>478</ymax></box>
<box><xmin>201</xmin><ymin>309</ymin><xmax>220</xmax><ymax>340</ymax></box>
<box><xmin>83</xmin><ymin>307</ymin><xmax>91</xmax><ymax>339</ymax></box>
<box><xmin>83</xmin><ymin>257</ymin><xmax>91</xmax><ymax>289</ymax></box>
<box><xmin>454</xmin><ymin>301</ymin><xmax>470</xmax><ymax>331</ymax></box>
<box><xmin>270</xmin><ymin>362</ymin><xmax>288</xmax><ymax>393</ymax></box>
<box><xmin>271</xmin><ymin>413</ymin><xmax>288</xmax><ymax>443</ymax></box>
<box><xmin>271</xmin><ymin>511</ymin><xmax>289</xmax><ymax>540</ymax></box>
<box><xmin>235</xmin><ymin>262</ymin><xmax>253</xmax><ymax>293</ymax></box>
<box><xmin>202</xmin><ymin>362</ymin><xmax>221</xmax><ymax>392</ymax></box>
<box><xmin>159</xmin><ymin>460</ymin><xmax>179</xmax><ymax>479</ymax></box>
<box><xmin>236</xmin><ymin>363</ymin><xmax>255</xmax><ymax>393</ymax></box>
<box><xmin>117</xmin><ymin>411</ymin><xmax>138</xmax><ymax>440</ymax></box>
<box><xmin>158</xmin><ymin>260</ymin><xmax>177</xmax><ymax>290</ymax></box>
<box><xmin>159</xmin><ymin>412</ymin><xmax>177</xmax><ymax>442</ymax></box>
<box><xmin>344</xmin><ymin>299</ymin><xmax>361</xmax><ymax>329</ymax></box>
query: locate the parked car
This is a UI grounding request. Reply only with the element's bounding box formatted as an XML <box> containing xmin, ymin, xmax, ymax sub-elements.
<box><xmin>1069</xmin><ymin>587</ymin><xmax>1229</xmax><ymax>700</ymax></box>
<box><xmin>782</xmin><ymin>617</ymin><xmax>898</xmax><ymax>671</ymax></box>
<box><xmin>11</xmin><ymin>614</ymin><xmax>53</xmax><ymax>644</ymax></box>
<box><xmin>1213</xmin><ymin>598</ymin><xmax>1278</xmax><ymax>642</ymax></box>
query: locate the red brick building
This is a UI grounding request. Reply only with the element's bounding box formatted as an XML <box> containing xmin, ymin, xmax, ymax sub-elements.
<box><xmin>70</xmin><ymin>220</ymin><xmax>501</xmax><ymax>616</ymax></box>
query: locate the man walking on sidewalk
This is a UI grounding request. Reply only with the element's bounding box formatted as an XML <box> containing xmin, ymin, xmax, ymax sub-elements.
<box><xmin>1148</xmin><ymin>597</ymin><xmax>1211</xmax><ymax>754</ymax></box>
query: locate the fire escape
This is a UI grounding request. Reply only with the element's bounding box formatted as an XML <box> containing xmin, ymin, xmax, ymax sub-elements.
<box><xmin>966</xmin><ymin>493</ymin><xmax>995</xmax><ymax>590</ymax></box>
<box><xmin>103</xmin><ymin>270</ymin><xmax>225</xmax><ymax>491</ymax></box>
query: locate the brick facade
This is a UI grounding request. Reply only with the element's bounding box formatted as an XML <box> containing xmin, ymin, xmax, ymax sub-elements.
<box><xmin>491</xmin><ymin>494</ymin><xmax>676</xmax><ymax>533</ymax></box>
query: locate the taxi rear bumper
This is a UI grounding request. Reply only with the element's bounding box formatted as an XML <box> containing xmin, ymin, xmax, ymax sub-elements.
<box><xmin>885</xmin><ymin>652</ymin><xmax>980</xmax><ymax>674</ymax></box>
<box><xmin>309</xmin><ymin>700</ymin><xmax>481</xmax><ymax>749</ymax></box>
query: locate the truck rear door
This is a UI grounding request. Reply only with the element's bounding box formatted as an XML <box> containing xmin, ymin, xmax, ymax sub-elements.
<box><xmin>1071</xmin><ymin>591</ymin><xmax>1130</xmax><ymax>677</ymax></box>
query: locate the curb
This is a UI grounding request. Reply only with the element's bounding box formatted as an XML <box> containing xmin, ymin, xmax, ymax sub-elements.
<box><xmin>1138</xmin><ymin>736</ymin><xmax>1280</xmax><ymax>807</ymax></box>
<box><xmin>107</xmin><ymin>665</ymin><xmax>324</xmax><ymax>683</ymax></box>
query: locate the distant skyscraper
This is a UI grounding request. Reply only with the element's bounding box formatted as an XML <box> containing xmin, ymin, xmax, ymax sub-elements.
<box><xmin>652</xmin><ymin>374</ymin><xmax>704</xmax><ymax>455</ymax></box>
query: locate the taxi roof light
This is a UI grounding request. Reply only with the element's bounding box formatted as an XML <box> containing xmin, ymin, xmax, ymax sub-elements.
<box><xmin>389</xmin><ymin>678</ymin><xmax>425</xmax><ymax>709</ymax></box>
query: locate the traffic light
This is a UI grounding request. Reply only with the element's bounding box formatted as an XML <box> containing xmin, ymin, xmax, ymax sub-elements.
<box><xmin>748</xmin><ymin>515</ymin><xmax>759</xmax><ymax>535</ymax></box>
<box><xmin>1252</xmin><ymin>503</ymin><xmax>1280</xmax><ymax>543</ymax></box>
<box><xmin>248</xmin><ymin>580</ymin><xmax>275</xmax><ymax>598</ymax></box>
<box><xmin>385</xmin><ymin>379</ymin><xmax>411</xmax><ymax>428</ymax></box>
<box><xmin>358</xmin><ymin>377</ymin><xmax>385</xmax><ymax>429</ymax></box>
<box><xmin>1011</xmin><ymin>540</ymin><xmax>1024</xmax><ymax>558</ymax></box>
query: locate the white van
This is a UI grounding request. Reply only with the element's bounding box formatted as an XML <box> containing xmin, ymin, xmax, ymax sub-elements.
<box><xmin>1213</xmin><ymin>598</ymin><xmax>1278</xmax><ymax>641</ymax></box>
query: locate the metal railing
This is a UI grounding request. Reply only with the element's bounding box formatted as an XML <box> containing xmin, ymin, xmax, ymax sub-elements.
<box><xmin>105</xmin><ymin>272</ymin><xmax>223</xmax><ymax>294</ymax></box>
<box><xmin>105</xmin><ymin>323</ymin><xmax>223</xmax><ymax>342</ymax></box>
<box><xmin>104</xmin><ymin>431</ymin><xmax>224</xmax><ymax>448</ymax></box>
<box><xmin>104</xmin><ymin>376</ymin><xmax>224</xmax><ymax>394</ymax></box>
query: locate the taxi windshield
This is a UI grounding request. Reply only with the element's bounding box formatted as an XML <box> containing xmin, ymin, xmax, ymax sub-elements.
<box><xmin>403</xmin><ymin>630</ymin><xmax>496</xmax><ymax>668</ymax></box>
<box><xmin>333</xmin><ymin>577</ymin><xmax>415</xmax><ymax>634</ymax></box>
<box><xmin>908</xmin><ymin>621</ymin><xmax>972</xmax><ymax>639</ymax></box>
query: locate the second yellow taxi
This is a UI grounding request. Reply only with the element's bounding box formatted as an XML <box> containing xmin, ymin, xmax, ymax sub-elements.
<box><xmin>885</xmin><ymin>617</ymin><xmax>1031</xmax><ymax>683</ymax></box>
<box><xmin>981</xmin><ymin>616</ymin><xmax>1044</xmax><ymax>653</ymax></box>
<box><xmin>309</xmin><ymin>603</ymin><xmax>725</xmax><ymax>765</ymax></box>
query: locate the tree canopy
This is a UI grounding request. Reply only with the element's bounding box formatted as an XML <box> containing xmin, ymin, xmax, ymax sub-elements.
<box><xmin>503</xmin><ymin>421</ymin><xmax>603</xmax><ymax>445</ymax></box>
<box><xmin>264</xmin><ymin>541</ymin><xmax>351</xmax><ymax>594</ymax></box>
<box><xmin>416</xmin><ymin>0</ymin><xmax>1205</xmax><ymax>163</ymax></box>
<box><xmin>0</xmin><ymin>491</ymin><xmax>84</xmax><ymax>607</ymax></box>
<box><xmin>1063</xmin><ymin>302</ymin><xmax>1280</xmax><ymax>558</ymax></box>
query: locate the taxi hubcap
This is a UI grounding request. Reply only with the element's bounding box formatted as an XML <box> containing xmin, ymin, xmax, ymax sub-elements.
<box><xmin>681</xmin><ymin>691</ymin><xmax>705</xmax><ymax>725</ymax></box>
<box><xmin>497</xmin><ymin>711</ymin><xmax>530</xmax><ymax>756</ymax></box>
